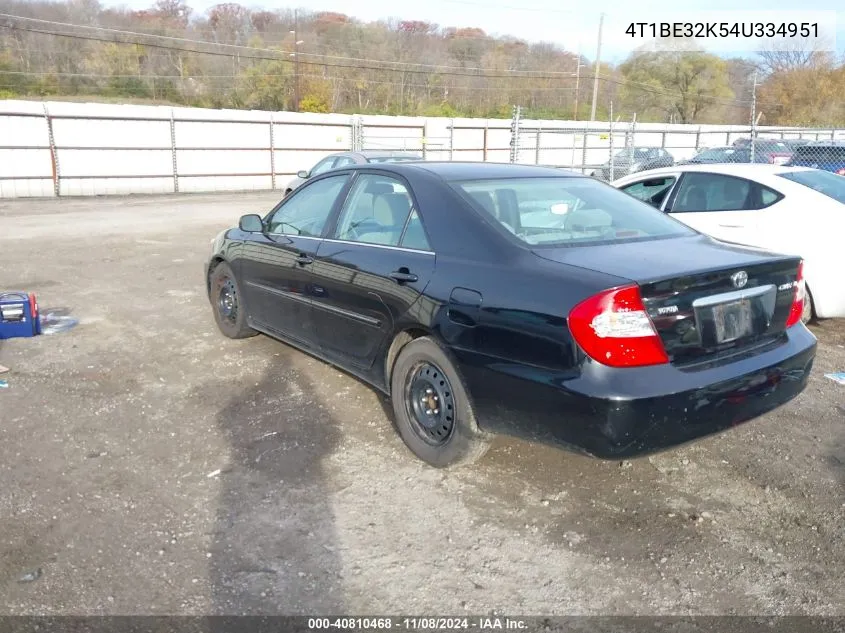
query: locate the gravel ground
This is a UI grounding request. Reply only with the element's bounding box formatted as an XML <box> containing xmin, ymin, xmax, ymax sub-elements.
<box><xmin>0</xmin><ymin>193</ymin><xmax>843</xmax><ymax>617</ymax></box>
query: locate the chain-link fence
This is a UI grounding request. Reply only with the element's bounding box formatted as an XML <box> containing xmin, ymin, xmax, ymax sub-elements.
<box><xmin>506</xmin><ymin>107</ymin><xmax>845</xmax><ymax>181</ymax></box>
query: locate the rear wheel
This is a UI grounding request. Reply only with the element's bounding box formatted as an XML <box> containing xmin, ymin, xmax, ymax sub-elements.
<box><xmin>801</xmin><ymin>286</ymin><xmax>815</xmax><ymax>324</ymax></box>
<box><xmin>210</xmin><ymin>261</ymin><xmax>257</xmax><ymax>339</ymax></box>
<box><xmin>390</xmin><ymin>336</ymin><xmax>490</xmax><ymax>468</ymax></box>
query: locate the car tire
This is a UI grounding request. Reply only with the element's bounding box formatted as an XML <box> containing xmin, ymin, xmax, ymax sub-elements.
<box><xmin>209</xmin><ymin>261</ymin><xmax>257</xmax><ymax>339</ymax></box>
<box><xmin>390</xmin><ymin>336</ymin><xmax>491</xmax><ymax>468</ymax></box>
<box><xmin>801</xmin><ymin>286</ymin><xmax>815</xmax><ymax>325</ymax></box>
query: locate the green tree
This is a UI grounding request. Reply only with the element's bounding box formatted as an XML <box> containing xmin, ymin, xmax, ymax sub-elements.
<box><xmin>619</xmin><ymin>48</ymin><xmax>734</xmax><ymax>123</ymax></box>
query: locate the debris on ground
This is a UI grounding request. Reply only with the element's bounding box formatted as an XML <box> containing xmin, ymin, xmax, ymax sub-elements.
<box><xmin>40</xmin><ymin>309</ymin><xmax>80</xmax><ymax>335</ymax></box>
<box><xmin>0</xmin><ymin>364</ymin><xmax>9</xmax><ymax>374</ymax></box>
<box><xmin>824</xmin><ymin>372</ymin><xmax>845</xmax><ymax>386</ymax></box>
<box><xmin>17</xmin><ymin>568</ymin><xmax>42</xmax><ymax>583</ymax></box>
<box><xmin>0</xmin><ymin>379</ymin><xmax>8</xmax><ymax>389</ymax></box>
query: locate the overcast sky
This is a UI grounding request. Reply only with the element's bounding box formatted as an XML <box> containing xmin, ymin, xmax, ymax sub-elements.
<box><xmin>105</xmin><ymin>0</ymin><xmax>843</xmax><ymax>63</ymax></box>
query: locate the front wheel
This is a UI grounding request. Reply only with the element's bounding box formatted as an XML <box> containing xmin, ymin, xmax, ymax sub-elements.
<box><xmin>390</xmin><ymin>336</ymin><xmax>490</xmax><ymax>468</ymax></box>
<box><xmin>209</xmin><ymin>261</ymin><xmax>257</xmax><ymax>339</ymax></box>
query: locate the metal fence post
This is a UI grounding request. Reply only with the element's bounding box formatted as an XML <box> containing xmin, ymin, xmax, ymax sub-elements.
<box><xmin>482</xmin><ymin>121</ymin><xmax>487</xmax><ymax>162</ymax></box>
<box><xmin>695</xmin><ymin>126</ymin><xmax>701</xmax><ymax>151</ymax></box>
<box><xmin>609</xmin><ymin>111</ymin><xmax>615</xmax><ymax>181</ymax></box>
<box><xmin>42</xmin><ymin>103</ymin><xmax>60</xmax><ymax>197</ymax></box>
<box><xmin>509</xmin><ymin>105</ymin><xmax>521</xmax><ymax>164</ymax></box>
<box><xmin>170</xmin><ymin>108</ymin><xmax>178</xmax><ymax>193</ymax></box>
<box><xmin>269</xmin><ymin>113</ymin><xmax>276</xmax><ymax>190</ymax></box>
<box><xmin>581</xmin><ymin>127</ymin><xmax>589</xmax><ymax>175</ymax></box>
<box><xmin>535</xmin><ymin>129</ymin><xmax>542</xmax><ymax>165</ymax></box>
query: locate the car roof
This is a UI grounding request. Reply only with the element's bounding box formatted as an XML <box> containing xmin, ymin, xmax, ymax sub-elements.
<box><xmin>616</xmin><ymin>163</ymin><xmax>814</xmax><ymax>179</ymax></box>
<box><xmin>342</xmin><ymin>161</ymin><xmax>580</xmax><ymax>180</ymax></box>
<box><xmin>612</xmin><ymin>163</ymin><xmax>824</xmax><ymax>190</ymax></box>
<box><xmin>357</xmin><ymin>150</ymin><xmax>423</xmax><ymax>157</ymax></box>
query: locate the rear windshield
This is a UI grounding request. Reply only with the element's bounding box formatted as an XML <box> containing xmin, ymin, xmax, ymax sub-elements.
<box><xmin>452</xmin><ymin>176</ymin><xmax>694</xmax><ymax>247</ymax></box>
<box><xmin>778</xmin><ymin>170</ymin><xmax>845</xmax><ymax>204</ymax></box>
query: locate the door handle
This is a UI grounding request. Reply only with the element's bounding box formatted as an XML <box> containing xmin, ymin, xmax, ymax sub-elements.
<box><xmin>295</xmin><ymin>254</ymin><xmax>313</xmax><ymax>266</ymax></box>
<box><xmin>389</xmin><ymin>268</ymin><xmax>418</xmax><ymax>283</ymax></box>
<box><xmin>718</xmin><ymin>224</ymin><xmax>742</xmax><ymax>228</ymax></box>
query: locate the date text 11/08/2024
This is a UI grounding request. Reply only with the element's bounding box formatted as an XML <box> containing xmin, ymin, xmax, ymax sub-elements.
<box><xmin>625</xmin><ymin>22</ymin><xmax>819</xmax><ymax>38</ymax></box>
<box><xmin>307</xmin><ymin>617</ymin><xmax>528</xmax><ymax>630</ymax></box>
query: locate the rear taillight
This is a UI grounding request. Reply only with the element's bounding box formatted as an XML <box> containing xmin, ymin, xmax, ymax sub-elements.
<box><xmin>568</xmin><ymin>285</ymin><xmax>669</xmax><ymax>368</ymax></box>
<box><xmin>28</xmin><ymin>293</ymin><xmax>38</xmax><ymax>320</ymax></box>
<box><xmin>785</xmin><ymin>260</ymin><xmax>806</xmax><ymax>328</ymax></box>
<box><xmin>836</xmin><ymin>168</ymin><xmax>845</xmax><ymax>176</ymax></box>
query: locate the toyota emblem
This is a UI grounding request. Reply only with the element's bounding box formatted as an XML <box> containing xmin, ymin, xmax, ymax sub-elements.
<box><xmin>731</xmin><ymin>270</ymin><xmax>748</xmax><ymax>289</ymax></box>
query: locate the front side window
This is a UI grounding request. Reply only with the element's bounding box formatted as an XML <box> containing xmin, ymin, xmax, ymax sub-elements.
<box><xmin>333</xmin><ymin>174</ymin><xmax>415</xmax><ymax>246</ymax></box>
<box><xmin>310</xmin><ymin>157</ymin><xmax>338</xmax><ymax>176</ymax></box>
<box><xmin>333</xmin><ymin>156</ymin><xmax>357</xmax><ymax>168</ymax></box>
<box><xmin>266</xmin><ymin>174</ymin><xmax>349</xmax><ymax>237</ymax></box>
<box><xmin>620</xmin><ymin>176</ymin><xmax>676</xmax><ymax>208</ymax></box>
<box><xmin>670</xmin><ymin>172</ymin><xmax>752</xmax><ymax>213</ymax></box>
<box><xmin>452</xmin><ymin>176</ymin><xmax>693</xmax><ymax>247</ymax></box>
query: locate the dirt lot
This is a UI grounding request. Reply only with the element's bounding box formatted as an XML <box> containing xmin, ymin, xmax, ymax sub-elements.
<box><xmin>1</xmin><ymin>193</ymin><xmax>844</xmax><ymax>617</ymax></box>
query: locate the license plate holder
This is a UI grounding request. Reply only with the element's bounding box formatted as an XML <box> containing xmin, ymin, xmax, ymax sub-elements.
<box><xmin>712</xmin><ymin>298</ymin><xmax>754</xmax><ymax>344</ymax></box>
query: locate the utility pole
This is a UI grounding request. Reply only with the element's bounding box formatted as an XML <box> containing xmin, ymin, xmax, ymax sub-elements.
<box><xmin>290</xmin><ymin>9</ymin><xmax>301</xmax><ymax>112</ymax></box>
<box><xmin>750</xmin><ymin>70</ymin><xmax>758</xmax><ymax>162</ymax></box>
<box><xmin>573</xmin><ymin>45</ymin><xmax>582</xmax><ymax>121</ymax></box>
<box><xmin>589</xmin><ymin>12</ymin><xmax>604</xmax><ymax>122</ymax></box>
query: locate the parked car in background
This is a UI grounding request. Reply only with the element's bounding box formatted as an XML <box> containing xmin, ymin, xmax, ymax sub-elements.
<box><xmin>730</xmin><ymin>138</ymin><xmax>795</xmax><ymax>165</ymax></box>
<box><xmin>786</xmin><ymin>140</ymin><xmax>845</xmax><ymax>175</ymax></box>
<box><xmin>284</xmin><ymin>150</ymin><xmax>423</xmax><ymax>196</ymax></box>
<box><xmin>591</xmin><ymin>147</ymin><xmax>674</xmax><ymax>180</ymax></box>
<box><xmin>782</xmin><ymin>139</ymin><xmax>813</xmax><ymax>150</ymax></box>
<box><xmin>679</xmin><ymin>146</ymin><xmax>757</xmax><ymax>165</ymax></box>
<box><xmin>206</xmin><ymin>162</ymin><xmax>815</xmax><ymax>468</ymax></box>
<box><xmin>613</xmin><ymin>164</ymin><xmax>845</xmax><ymax>322</ymax></box>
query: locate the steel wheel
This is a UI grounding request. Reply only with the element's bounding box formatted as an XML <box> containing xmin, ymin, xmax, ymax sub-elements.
<box><xmin>801</xmin><ymin>286</ymin><xmax>814</xmax><ymax>324</ymax></box>
<box><xmin>404</xmin><ymin>361</ymin><xmax>456</xmax><ymax>446</ymax></box>
<box><xmin>209</xmin><ymin>261</ymin><xmax>256</xmax><ymax>339</ymax></box>
<box><xmin>217</xmin><ymin>277</ymin><xmax>239</xmax><ymax>325</ymax></box>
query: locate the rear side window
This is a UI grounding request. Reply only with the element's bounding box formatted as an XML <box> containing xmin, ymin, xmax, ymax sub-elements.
<box><xmin>334</xmin><ymin>174</ymin><xmax>413</xmax><ymax>246</ymax></box>
<box><xmin>671</xmin><ymin>173</ymin><xmax>752</xmax><ymax>212</ymax></box>
<box><xmin>452</xmin><ymin>176</ymin><xmax>693</xmax><ymax>247</ymax></box>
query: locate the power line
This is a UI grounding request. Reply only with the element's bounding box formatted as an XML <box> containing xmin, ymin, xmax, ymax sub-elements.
<box><xmin>0</xmin><ymin>14</ymin><xmax>758</xmax><ymax>108</ymax></box>
<box><xmin>0</xmin><ymin>13</ymin><xmax>581</xmax><ymax>77</ymax></box>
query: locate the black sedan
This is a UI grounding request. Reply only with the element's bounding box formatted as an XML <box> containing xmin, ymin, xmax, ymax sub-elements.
<box><xmin>205</xmin><ymin>162</ymin><xmax>816</xmax><ymax>468</ymax></box>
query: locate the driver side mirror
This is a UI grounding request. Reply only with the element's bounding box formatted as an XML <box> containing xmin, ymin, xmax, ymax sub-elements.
<box><xmin>297</xmin><ymin>170</ymin><xmax>309</xmax><ymax>179</ymax></box>
<box><xmin>239</xmin><ymin>214</ymin><xmax>264</xmax><ymax>233</ymax></box>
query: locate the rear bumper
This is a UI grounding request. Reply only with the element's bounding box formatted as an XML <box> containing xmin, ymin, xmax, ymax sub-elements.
<box><xmin>455</xmin><ymin>325</ymin><xmax>817</xmax><ymax>459</ymax></box>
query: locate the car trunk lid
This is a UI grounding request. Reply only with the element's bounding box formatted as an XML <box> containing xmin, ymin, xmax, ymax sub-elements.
<box><xmin>533</xmin><ymin>235</ymin><xmax>802</xmax><ymax>366</ymax></box>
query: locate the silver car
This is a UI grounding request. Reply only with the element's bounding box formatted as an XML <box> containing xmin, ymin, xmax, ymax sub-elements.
<box><xmin>283</xmin><ymin>151</ymin><xmax>423</xmax><ymax>196</ymax></box>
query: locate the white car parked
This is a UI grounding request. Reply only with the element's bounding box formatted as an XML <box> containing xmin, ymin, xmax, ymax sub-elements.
<box><xmin>612</xmin><ymin>164</ymin><xmax>845</xmax><ymax>322</ymax></box>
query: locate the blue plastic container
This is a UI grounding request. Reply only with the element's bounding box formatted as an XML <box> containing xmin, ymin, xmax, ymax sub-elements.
<box><xmin>0</xmin><ymin>291</ymin><xmax>41</xmax><ymax>339</ymax></box>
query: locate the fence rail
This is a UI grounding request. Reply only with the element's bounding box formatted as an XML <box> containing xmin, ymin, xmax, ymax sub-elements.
<box><xmin>1</xmin><ymin>100</ymin><xmax>843</xmax><ymax>198</ymax></box>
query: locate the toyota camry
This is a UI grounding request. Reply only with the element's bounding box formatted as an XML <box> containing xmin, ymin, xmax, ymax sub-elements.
<box><xmin>205</xmin><ymin>162</ymin><xmax>816</xmax><ymax>468</ymax></box>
